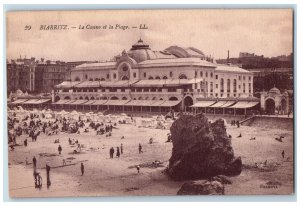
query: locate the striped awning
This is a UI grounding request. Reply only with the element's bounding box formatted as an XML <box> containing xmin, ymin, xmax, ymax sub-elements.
<box><xmin>52</xmin><ymin>99</ymin><xmax>72</xmax><ymax>105</ymax></box>
<box><xmin>159</xmin><ymin>100</ymin><xmax>181</xmax><ymax>107</ymax></box>
<box><xmin>91</xmin><ymin>100</ymin><xmax>108</xmax><ymax>105</ymax></box>
<box><xmin>220</xmin><ymin>101</ymin><xmax>236</xmax><ymax>108</ymax></box>
<box><xmin>191</xmin><ymin>101</ymin><xmax>216</xmax><ymax>107</ymax></box>
<box><xmin>229</xmin><ymin>101</ymin><xmax>259</xmax><ymax>109</ymax></box>
<box><xmin>125</xmin><ymin>100</ymin><xmax>148</xmax><ymax>106</ymax></box>
<box><xmin>12</xmin><ymin>99</ymin><xmax>29</xmax><ymax>104</ymax></box>
<box><xmin>22</xmin><ymin>99</ymin><xmax>40</xmax><ymax>104</ymax></box>
<box><xmin>104</xmin><ymin>100</ymin><xmax>130</xmax><ymax>106</ymax></box>
<box><xmin>208</xmin><ymin>101</ymin><xmax>227</xmax><ymax>108</ymax></box>
<box><xmin>83</xmin><ymin>100</ymin><xmax>96</xmax><ymax>105</ymax></box>
<box><xmin>150</xmin><ymin>100</ymin><xmax>165</xmax><ymax>106</ymax></box>
<box><xmin>68</xmin><ymin>100</ymin><xmax>89</xmax><ymax>105</ymax></box>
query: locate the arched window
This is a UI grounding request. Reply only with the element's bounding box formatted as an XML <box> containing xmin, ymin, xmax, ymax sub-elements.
<box><xmin>102</xmin><ymin>96</ymin><xmax>108</xmax><ymax>100</ymax></box>
<box><xmin>179</xmin><ymin>74</ymin><xmax>187</xmax><ymax>79</ymax></box>
<box><xmin>111</xmin><ymin>96</ymin><xmax>119</xmax><ymax>100</ymax></box>
<box><xmin>90</xmin><ymin>96</ymin><xmax>95</xmax><ymax>100</ymax></box>
<box><xmin>200</xmin><ymin>71</ymin><xmax>203</xmax><ymax>77</ymax></box>
<box><xmin>122</xmin><ymin>65</ymin><xmax>128</xmax><ymax>72</ymax></box>
<box><xmin>89</xmin><ymin>78</ymin><xmax>93</xmax><ymax>81</ymax></box>
<box><xmin>79</xmin><ymin>96</ymin><xmax>83</xmax><ymax>100</ymax></box>
<box><xmin>100</xmin><ymin>78</ymin><xmax>105</xmax><ymax>81</ymax></box>
<box><xmin>113</xmin><ymin>73</ymin><xmax>117</xmax><ymax>79</ymax></box>
<box><xmin>152</xmin><ymin>97</ymin><xmax>157</xmax><ymax>100</ymax></box>
<box><xmin>75</xmin><ymin>77</ymin><xmax>80</xmax><ymax>81</ymax></box>
<box><xmin>122</xmin><ymin>97</ymin><xmax>127</xmax><ymax>100</ymax></box>
<box><xmin>159</xmin><ymin>98</ymin><xmax>164</xmax><ymax>100</ymax></box>
<box><xmin>227</xmin><ymin>79</ymin><xmax>231</xmax><ymax>92</ymax></box>
<box><xmin>162</xmin><ymin>76</ymin><xmax>168</xmax><ymax>79</ymax></box>
<box><xmin>169</xmin><ymin>96</ymin><xmax>178</xmax><ymax>101</ymax></box>
<box><xmin>122</xmin><ymin>76</ymin><xmax>129</xmax><ymax>80</ymax></box>
<box><xmin>95</xmin><ymin>78</ymin><xmax>100</xmax><ymax>81</ymax></box>
<box><xmin>155</xmin><ymin>76</ymin><xmax>161</xmax><ymax>80</ymax></box>
<box><xmin>205</xmin><ymin>72</ymin><xmax>208</xmax><ymax>78</ymax></box>
<box><xmin>148</xmin><ymin>76</ymin><xmax>154</xmax><ymax>80</ymax></box>
<box><xmin>138</xmin><ymin>97</ymin><xmax>143</xmax><ymax>100</ymax></box>
<box><xmin>64</xmin><ymin>96</ymin><xmax>71</xmax><ymax>100</ymax></box>
<box><xmin>85</xmin><ymin>96</ymin><xmax>89</xmax><ymax>100</ymax></box>
<box><xmin>85</xmin><ymin>74</ymin><xmax>88</xmax><ymax>80</ymax></box>
<box><xmin>133</xmin><ymin>73</ymin><xmax>137</xmax><ymax>78</ymax></box>
<box><xmin>145</xmin><ymin>96</ymin><xmax>149</xmax><ymax>100</ymax></box>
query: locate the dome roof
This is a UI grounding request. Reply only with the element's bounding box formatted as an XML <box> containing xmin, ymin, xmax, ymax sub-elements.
<box><xmin>269</xmin><ymin>87</ymin><xmax>280</xmax><ymax>94</ymax></box>
<box><xmin>128</xmin><ymin>38</ymin><xmax>156</xmax><ymax>63</ymax></box>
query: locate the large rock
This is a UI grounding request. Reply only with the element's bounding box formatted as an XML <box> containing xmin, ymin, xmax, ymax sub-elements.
<box><xmin>177</xmin><ymin>180</ymin><xmax>224</xmax><ymax>195</ymax></box>
<box><xmin>167</xmin><ymin>114</ymin><xmax>242</xmax><ymax>180</ymax></box>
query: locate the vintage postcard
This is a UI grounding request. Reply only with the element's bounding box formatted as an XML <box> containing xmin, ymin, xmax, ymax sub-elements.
<box><xmin>6</xmin><ymin>9</ymin><xmax>294</xmax><ymax>198</ymax></box>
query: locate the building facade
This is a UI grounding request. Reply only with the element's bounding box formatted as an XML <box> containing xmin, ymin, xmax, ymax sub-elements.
<box><xmin>53</xmin><ymin>39</ymin><xmax>257</xmax><ymax>113</ymax></box>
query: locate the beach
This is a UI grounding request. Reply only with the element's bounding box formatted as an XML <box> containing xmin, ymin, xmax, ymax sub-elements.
<box><xmin>8</xmin><ymin>118</ymin><xmax>294</xmax><ymax>197</ymax></box>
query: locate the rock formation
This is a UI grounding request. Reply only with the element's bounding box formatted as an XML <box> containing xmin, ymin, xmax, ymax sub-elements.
<box><xmin>167</xmin><ymin>114</ymin><xmax>242</xmax><ymax>180</ymax></box>
<box><xmin>177</xmin><ymin>180</ymin><xmax>224</xmax><ymax>195</ymax></box>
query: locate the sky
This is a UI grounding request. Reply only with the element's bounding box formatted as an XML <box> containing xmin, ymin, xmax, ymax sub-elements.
<box><xmin>6</xmin><ymin>9</ymin><xmax>293</xmax><ymax>62</ymax></box>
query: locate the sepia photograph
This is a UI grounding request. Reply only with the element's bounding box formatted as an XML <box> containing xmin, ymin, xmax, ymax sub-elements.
<box><xmin>5</xmin><ymin>8</ymin><xmax>294</xmax><ymax>198</ymax></box>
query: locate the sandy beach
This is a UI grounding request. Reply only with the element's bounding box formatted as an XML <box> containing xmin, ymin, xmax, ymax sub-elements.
<box><xmin>8</xmin><ymin>118</ymin><xmax>294</xmax><ymax>198</ymax></box>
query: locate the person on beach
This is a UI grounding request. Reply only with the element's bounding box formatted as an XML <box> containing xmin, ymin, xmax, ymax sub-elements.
<box><xmin>37</xmin><ymin>173</ymin><xmax>42</xmax><ymax>188</ymax></box>
<box><xmin>24</xmin><ymin>139</ymin><xmax>28</xmax><ymax>147</ymax></box>
<box><xmin>120</xmin><ymin>144</ymin><xmax>123</xmax><ymax>154</ymax></box>
<box><xmin>116</xmin><ymin>147</ymin><xmax>120</xmax><ymax>158</ymax></box>
<box><xmin>33</xmin><ymin>156</ymin><xmax>37</xmax><ymax>168</ymax></box>
<box><xmin>81</xmin><ymin>163</ymin><xmax>84</xmax><ymax>176</ymax></box>
<box><xmin>136</xmin><ymin>165</ymin><xmax>140</xmax><ymax>173</ymax></box>
<box><xmin>139</xmin><ymin>143</ymin><xmax>142</xmax><ymax>154</ymax></box>
<box><xmin>58</xmin><ymin>145</ymin><xmax>62</xmax><ymax>155</ymax></box>
<box><xmin>110</xmin><ymin>147</ymin><xmax>115</xmax><ymax>158</ymax></box>
<box><xmin>282</xmin><ymin>150</ymin><xmax>285</xmax><ymax>158</ymax></box>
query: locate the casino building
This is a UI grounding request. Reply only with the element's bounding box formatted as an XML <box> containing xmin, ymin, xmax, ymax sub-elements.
<box><xmin>52</xmin><ymin>38</ymin><xmax>259</xmax><ymax>115</ymax></box>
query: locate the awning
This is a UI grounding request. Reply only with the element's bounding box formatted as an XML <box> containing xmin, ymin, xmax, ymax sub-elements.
<box><xmin>91</xmin><ymin>100</ymin><xmax>108</xmax><ymax>105</ymax></box>
<box><xmin>83</xmin><ymin>100</ymin><xmax>96</xmax><ymax>105</ymax></box>
<box><xmin>125</xmin><ymin>100</ymin><xmax>148</xmax><ymax>106</ymax></box>
<box><xmin>100</xmin><ymin>80</ymin><xmax>138</xmax><ymax>87</ymax></box>
<box><xmin>12</xmin><ymin>99</ymin><xmax>29</xmax><ymax>104</ymax></box>
<box><xmin>68</xmin><ymin>100</ymin><xmax>89</xmax><ymax>105</ymax></box>
<box><xmin>52</xmin><ymin>99</ymin><xmax>72</xmax><ymax>105</ymax></box>
<box><xmin>228</xmin><ymin>101</ymin><xmax>259</xmax><ymax>109</ymax></box>
<box><xmin>160</xmin><ymin>100</ymin><xmax>181</xmax><ymax>107</ymax></box>
<box><xmin>35</xmin><ymin>99</ymin><xmax>51</xmax><ymax>104</ymax></box>
<box><xmin>220</xmin><ymin>101</ymin><xmax>236</xmax><ymax>108</ymax></box>
<box><xmin>22</xmin><ymin>99</ymin><xmax>40</xmax><ymax>104</ymax></box>
<box><xmin>104</xmin><ymin>100</ymin><xmax>130</xmax><ymax>106</ymax></box>
<box><xmin>151</xmin><ymin>100</ymin><xmax>165</xmax><ymax>106</ymax></box>
<box><xmin>74</xmin><ymin>81</ymin><xmax>100</xmax><ymax>88</ymax></box>
<box><xmin>191</xmin><ymin>101</ymin><xmax>216</xmax><ymax>107</ymax></box>
<box><xmin>208</xmin><ymin>101</ymin><xmax>227</xmax><ymax>108</ymax></box>
<box><xmin>55</xmin><ymin>81</ymin><xmax>80</xmax><ymax>89</ymax></box>
<box><xmin>245</xmin><ymin>102</ymin><xmax>260</xmax><ymax>108</ymax></box>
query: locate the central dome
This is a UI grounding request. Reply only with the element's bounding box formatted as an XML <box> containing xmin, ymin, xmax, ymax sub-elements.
<box><xmin>128</xmin><ymin>38</ymin><xmax>156</xmax><ymax>63</ymax></box>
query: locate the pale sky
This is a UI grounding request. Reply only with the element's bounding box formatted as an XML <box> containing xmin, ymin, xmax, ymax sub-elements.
<box><xmin>6</xmin><ymin>9</ymin><xmax>293</xmax><ymax>62</ymax></box>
